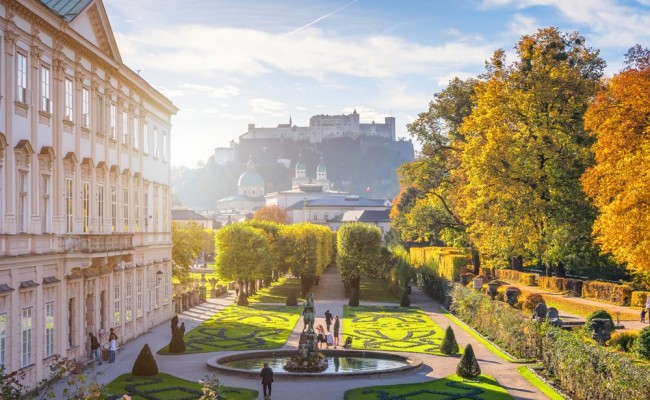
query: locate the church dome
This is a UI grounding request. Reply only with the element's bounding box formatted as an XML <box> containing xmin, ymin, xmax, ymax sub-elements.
<box><xmin>238</xmin><ymin>170</ymin><xmax>264</xmax><ymax>187</ymax></box>
<box><xmin>317</xmin><ymin>162</ymin><xmax>327</xmax><ymax>173</ymax></box>
<box><xmin>296</xmin><ymin>160</ymin><xmax>306</xmax><ymax>171</ymax></box>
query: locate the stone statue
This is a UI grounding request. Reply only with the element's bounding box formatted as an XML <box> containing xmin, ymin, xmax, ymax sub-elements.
<box><xmin>302</xmin><ymin>292</ymin><xmax>315</xmax><ymax>333</ymax></box>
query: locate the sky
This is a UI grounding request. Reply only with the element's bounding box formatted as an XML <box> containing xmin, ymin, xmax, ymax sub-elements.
<box><xmin>102</xmin><ymin>0</ymin><xmax>650</xmax><ymax>168</ymax></box>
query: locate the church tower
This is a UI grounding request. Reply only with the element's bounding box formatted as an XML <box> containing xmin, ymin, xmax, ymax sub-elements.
<box><xmin>315</xmin><ymin>153</ymin><xmax>331</xmax><ymax>190</ymax></box>
<box><xmin>291</xmin><ymin>151</ymin><xmax>309</xmax><ymax>188</ymax></box>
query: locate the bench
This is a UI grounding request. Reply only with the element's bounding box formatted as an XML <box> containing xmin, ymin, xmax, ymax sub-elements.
<box><xmin>73</xmin><ymin>357</ymin><xmax>94</xmax><ymax>374</ymax></box>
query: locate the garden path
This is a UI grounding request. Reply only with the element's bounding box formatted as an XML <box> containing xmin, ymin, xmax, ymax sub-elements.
<box><xmin>47</xmin><ymin>268</ymin><xmax>550</xmax><ymax>399</ymax></box>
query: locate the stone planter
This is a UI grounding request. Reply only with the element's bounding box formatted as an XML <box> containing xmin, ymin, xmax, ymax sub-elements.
<box><xmin>472</xmin><ymin>277</ymin><xmax>483</xmax><ymax>290</ymax></box>
<box><xmin>505</xmin><ymin>287</ymin><xmax>520</xmax><ymax>307</ymax></box>
<box><xmin>487</xmin><ymin>281</ymin><xmax>500</xmax><ymax>300</ymax></box>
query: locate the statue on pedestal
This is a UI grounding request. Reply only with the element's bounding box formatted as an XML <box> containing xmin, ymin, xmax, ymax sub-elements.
<box><xmin>302</xmin><ymin>292</ymin><xmax>315</xmax><ymax>333</ymax></box>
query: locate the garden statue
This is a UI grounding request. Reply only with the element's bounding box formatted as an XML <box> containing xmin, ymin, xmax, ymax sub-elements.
<box><xmin>302</xmin><ymin>292</ymin><xmax>315</xmax><ymax>333</ymax></box>
<box><xmin>531</xmin><ymin>302</ymin><xmax>548</xmax><ymax>321</ymax></box>
<box><xmin>505</xmin><ymin>287</ymin><xmax>521</xmax><ymax>307</ymax></box>
<box><xmin>591</xmin><ymin>318</ymin><xmax>611</xmax><ymax>345</ymax></box>
<box><xmin>546</xmin><ymin>307</ymin><xmax>562</xmax><ymax>327</ymax></box>
<box><xmin>168</xmin><ymin>314</ymin><xmax>186</xmax><ymax>353</ymax></box>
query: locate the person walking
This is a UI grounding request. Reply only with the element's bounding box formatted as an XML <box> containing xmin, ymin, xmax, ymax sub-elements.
<box><xmin>333</xmin><ymin>315</ymin><xmax>340</xmax><ymax>348</ymax></box>
<box><xmin>260</xmin><ymin>362</ymin><xmax>274</xmax><ymax>399</ymax></box>
<box><xmin>108</xmin><ymin>335</ymin><xmax>118</xmax><ymax>363</ymax></box>
<box><xmin>89</xmin><ymin>333</ymin><xmax>102</xmax><ymax>365</ymax></box>
<box><xmin>325</xmin><ymin>309</ymin><xmax>333</xmax><ymax>332</ymax></box>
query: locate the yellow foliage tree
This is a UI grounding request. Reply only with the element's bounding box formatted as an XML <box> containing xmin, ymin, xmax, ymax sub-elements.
<box><xmin>582</xmin><ymin>55</ymin><xmax>650</xmax><ymax>272</ymax></box>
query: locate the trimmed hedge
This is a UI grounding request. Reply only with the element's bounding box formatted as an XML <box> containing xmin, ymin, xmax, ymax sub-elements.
<box><xmin>631</xmin><ymin>291</ymin><xmax>650</xmax><ymax>308</ymax></box>
<box><xmin>537</xmin><ymin>276</ymin><xmax>583</xmax><ymax>296</ymax></box>
<box><xmin>581</xmin><ymin>281</ymin><xmax>632</xmax><ymax>306</ymax></box>
<box><xmin>495</xmin><ymin>269</ymin><xmax>537</xmax><ymax>286</ymax></box>
<box><xmin>410</xmin><ymin>247</ymin><xmax>470</xmax><ymax>281</ymax></box>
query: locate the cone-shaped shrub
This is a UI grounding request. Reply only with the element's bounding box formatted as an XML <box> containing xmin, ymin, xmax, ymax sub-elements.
<box><xmin>286</xmin><ymin>291</ymin><xmax>298</xmax><ymax>306</ymax></box>
<box><xmin>132</xmin><ymin>344</ymin><xmax>158</xmax><ymax>376</ymax></box>
<box><xmin>440</xmin><ymin>326</ymin><xmax>459</xmax><ymax>355</ymax></box>
<box><xmin>456</xmin><ymin>344</ymin><xmax>480</xmax><ymax>378</ymax></box>
<box><xmin>348</xmin><ymin>288</ymin><xmax>359</xmax><ymax>306</ymax></box>
<box><xmin>237</xmin><ymin>291</ymin><xmax>249</xmax><ymax>306</ymax></box>
<box><xmin>400</xmin><ymin>290</ymin><xmax>411</xmax><ymax>307</ymax></box>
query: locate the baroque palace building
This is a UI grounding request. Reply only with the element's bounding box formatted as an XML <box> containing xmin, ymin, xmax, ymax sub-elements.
<box><xmin>0</xmin><ymin>0</ymin><xmax>177</xmax><ymax>389</ymax></box>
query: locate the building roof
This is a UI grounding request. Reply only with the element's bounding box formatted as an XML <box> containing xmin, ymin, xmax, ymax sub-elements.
<box><xmin>40</xmin><ymin>0</ymin><xmax>93</xmax><ymax>21</ymax></box>
<box><xmin>171</xmin><ymin>208</ymin><xmax>209</xmax><ymax>221</ymax></box>
<box><xmin>238</xmin><ymin>170</ymin><xmax>264</xmax><ymax>187</ymax></box>
<box><xmin>287</xmin><ymin>195</ymin><xmax>388</xmax><ymax>210</ymax></box>
<box><xmin>341</xmin><ymin>209</ymin><xmax>391</xmax><ymax>223</ymax></box>
<box><xmin>217</xmin><ymin>194</ymin><xmax>265</xmax><ymax>203</ymax></box>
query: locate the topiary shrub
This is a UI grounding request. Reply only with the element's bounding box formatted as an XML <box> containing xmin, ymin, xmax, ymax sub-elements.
<box><xmin>286</xmin><ymin>291</ymin><xmax>298</xmax><ymax>306</ymax></box>
<box><xmin>237</xmin><ymin>291</ymin><xmax>249</xmax><ymax>306</ymax></box>
<box><xmin>608</xmin><ymin>331</ymin><xmax>639</xmax><ymax>353</ymax></box>
<box><xmin>584</xmin><ymin>309</ymin><xmax>615</xmax><ymax>333</ymax></box>
<box><xmin>400</xmin><ymin>291</ymin><xmax>411</xmax><ymax>307</ymax></box>
<box><xmin>636</xmin><ymin>326</ymin><xmax>650</xmax><ymax>360</ymax></box>
<box><xmin>456</xmin><ymin>344</ymin><xmax>480</xmax><ymax>378</ymax></box>
<box><xmin>440</xmin><ymin>326</ymin><xmax>459</xmax><ymax>355</ymax></box>
<box><xmin>348</xmin><ymin>288</ymin><xmax>359</xmax><ymax>306</ymax></box>
<box><xmin>132</xmin><ymin>344</ymin><xmax>158</xmax><ymax>376</ymax></box>
<box><xmin>522</xmin><ymin>293</ymin><xmax>545</xmax><ymax>313</ymax></box>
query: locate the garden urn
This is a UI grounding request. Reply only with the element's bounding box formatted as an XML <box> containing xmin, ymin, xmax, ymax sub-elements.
<box><xmin>487</xmin><ymin>281</ymin><xmax>500</xmax><ymax>300</ymax></box>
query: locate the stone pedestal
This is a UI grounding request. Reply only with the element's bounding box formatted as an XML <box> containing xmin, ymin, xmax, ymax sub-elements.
<box><xmin>284</xmin><ymin>332</ymin><xmax>327</xmax><ymax>372</ymax></box>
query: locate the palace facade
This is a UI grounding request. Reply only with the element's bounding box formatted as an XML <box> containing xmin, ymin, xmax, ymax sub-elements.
<box><xmin>0</xmin><ymin>0</ymin><xmax>177</xmax><ymax>389</ymax></box>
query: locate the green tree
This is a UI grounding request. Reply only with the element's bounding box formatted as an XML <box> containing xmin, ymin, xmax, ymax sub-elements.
<box><xmin>215</xmin><ymin>223</ymin><xmax>271</xmax><ymax>299</ymax></box>
<box><xmin>457</xmin><ymin>28</ymin><xmax>606</xmax><ymax>275</ymax></box>
<box><xmin>171</xmin><ymin>221</ymin><xmax>208</xmax><ymax>283</ymax></box>
<box><xmin>280</xmin><ymin>223</ymin><xmax>331</xmax><ymax>296</ymax></box>
<box><xmin>336</xmin><ymin>222</ymin><xmax>382</xmax><ymax>296</ymax></box>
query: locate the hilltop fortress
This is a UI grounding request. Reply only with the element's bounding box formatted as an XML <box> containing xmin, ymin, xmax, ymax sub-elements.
<box><xmin>240</xmin><ymin>109</ymin><xmax>396</xmax><ymax>143</ymax></box>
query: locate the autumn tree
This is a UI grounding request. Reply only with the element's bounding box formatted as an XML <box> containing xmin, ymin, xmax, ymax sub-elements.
<box><xmin>280</xmin><ymin>223</ymin><xmax>332</xmax><ymax>296</ymax></box>
<box><xmin>172</xmin><ymin>221</ymin><xmax>210</xmax><ymax>283</ymax></box>
<box><xmin>582</xmin><ymin>45</ymin><xmax>650</xmax><ymax>272</ymax></box>
<box><xmin>253</xmin><ymin>205</ymin><xmax>287</xmax><ymax>224</ymax></box>
<box><xmin>337</xmin><ymin>222</ymin><xmax>382</xmax><ymax>297</ymax></box>
<box><xmin>246</xmin><ymin>220</ymin><xmax>284</xmax><ymax>284</ymax></box>
<box><xmin>215</xmin><ymin>223</ymin><xmax>271</xmax><ymax>300</ymax></box>
<box><xmin>457</xmin><ymin>28</ymin><xmax>606</xmax><ymax>276</ymax></box>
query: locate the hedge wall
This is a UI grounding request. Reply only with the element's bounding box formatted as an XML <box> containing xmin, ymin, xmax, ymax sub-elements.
<box><xmin>581</xmin><ymin>281</ymin><xmax>633</xmax><ymax>306</ymax></box>
<box><xmin>494</xmin><ymin>269</ymin><xmax>537</xmax><ymax>286</ymax></box>
<box><xmin>537</xmin><ymin>276</ymin><xmax>583</xmax><ymax>297</ymax></box>
<box><xmin>631</xmin><ymin>291</ymin><xmax>650</xmax><ymax>308</ymax></box>
<box><xmin>410</xmin><ymin>247</ymin><xmax>470</xmax><ymax>281</ymax></box>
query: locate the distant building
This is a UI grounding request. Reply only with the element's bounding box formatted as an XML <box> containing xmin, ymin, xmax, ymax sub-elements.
<box><xmin>216</xmin><ymin>156</ymin><xmax>265</xmax><ymax>215</ymax></box>
<box><xmin>287</xmin><ymin>195</ymin><xmax>390</xmax><ymax>225</ymax></box>
<box><xmin>328</xmin><ymin>209</ymin><xmax>391</xmax><ymax>238</ymax></box>
<box><xmin>0</xmin><ymin>0</ymin><xmax>176</xmax><ymax>389</ymax></box>
<box><xmin>171</xmin><ymin>208</ymin><xmax>217</xmax><ymax>229</ymax></box>
<box><xmin>213</xmin><ymin>140</ymin><xmax>238</xmax><ymax>165</ymax></box>
<box><xmin>241</xmin><ymin>109</ymin><xmax>396</xmax><ymax>143</ymax></box>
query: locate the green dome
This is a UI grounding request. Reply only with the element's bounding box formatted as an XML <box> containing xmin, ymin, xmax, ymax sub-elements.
<box><xmin>296</xmin><ymin>160</ymin><xmax>306</xmax><ymax>170</ymax></box>
<box><xmin>317</xmin><ymin>162</ymin><xmax>327</xmax><ymax>173</ymax></box>
<box><xmin>238</xmin><ymin>170</ymin><xmax>264</xmax><ymax>187</ymax></box>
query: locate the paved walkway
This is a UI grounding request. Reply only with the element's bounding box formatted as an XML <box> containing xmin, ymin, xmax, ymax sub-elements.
<box><xmin>498</xmin><ymin>280</ymin><xmax>647</xmax><ymax>331</ymax></box>
<box><xmin>49</xmin><ymin>268</ymin><xmax>550</xmax><ymax>399</ymax></box>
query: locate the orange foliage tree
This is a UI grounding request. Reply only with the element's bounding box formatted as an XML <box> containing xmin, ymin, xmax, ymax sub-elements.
<box><xmin>253</xmin><ymin>205</ymin><xmax>287</xmax><ymax>224</ymax></box>
<box><xmin>582</xmin><ymin>47</ymin><xmax>650</xmax><ymax>272</ymax></box>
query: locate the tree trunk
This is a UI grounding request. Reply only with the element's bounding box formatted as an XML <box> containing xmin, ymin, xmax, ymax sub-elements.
<box><xmin>351</xmin><ymin>276</ymin><xmax>360</xmax><ymax>294</ymax></box>
<box><xmin>553</xmin><ymin>262</ymin><xmax>567</xmax><ymax>278</ymax></box>
<box><xmin>510</xmin><ymin>256</ymin><xmax>523</xmax><ymax>271</ymax></box>
<box><xmin>471</xmin><ymin>249</ymin><xmax>481</xmax><ymax>275</ymax></box>
<box><xmin>545</xmin><ymin>264</ymin><xmax>553</xmax><ymax>277</ymax></box>
<box><xmin>300</xmin><ymin>275</ymin><xmax>314</xmax><ymax>297</ymax></box>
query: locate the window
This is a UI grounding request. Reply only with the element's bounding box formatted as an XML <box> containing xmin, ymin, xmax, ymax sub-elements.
<box><xmin>162</xmin><ymin>188</ymin><xmax>168</xmax><ymax>231</ymax></box>
<box><xmin>21</xmin><ymin>308</ymin><xmax>32</xmax><ymax>367</ymax></box>
<box><xmin>153</xmin><ymin>127</ymin><xmax>159</xmax><ymax>158</ymax></box>
<box><xmin>155</xmin><ymin>284</ymin><xmax>160</xmax><ymax>309</ymax></box>
<box><xmin>134</xmin><ymin>190</ymin><xmax>140</xmax><ymax>231</ymax></box>
<box><xmin>64</xmin><ymin>78</ymin><xmax>73</xmax><ymax>120</ymax></box>
<box><xmin>122</xmin><ymin>110</ymin><xmax>128</xmax><ymax>144</ymax></box>
<box><xmin>41</xmin><ymin>65</ymin><xmax>51</xmax><ymax>112</ymax></box>
<box><xmin>16</xmin><ymin>52</ymin><xmax>27</xmax><ymax>103</ymax></box>
<box><xmin>125</xmin><ymin>282</ymin><xmax>132</xmax><ymax>322</ymax></box>
<box><xmin>163</xmin><ymin>272</ymin><xmax>170</xmax><ymax>305</ymax></box>
<box><xmin>41</xmin><ymin>175</ymin><xmax>50</xmax><ymax>233</ymax></box>
<box><xmin>153</xmin><ymin>188</ymin><xmax>158</xmax><ymax>232</ymax></box>
<box><xmin>162</xmin><ymin>131</ymin><xmax>167</xmax><ymax>162</ymax></box>
<box><xmin>0</xmin><ymin>313</ymin><xmax>6</xmax><ymax>366</ymax></box>
<box><xmin>143</xmin><ymin>190</ymin><xmax>149</xmax><ymax>231</ymax></box>
<box><xmin>113</xmin><ymin>285</ymin><xmax>120</xmax><ymax>326</ymax></box>
<box><xmin>136</xmin><ymin>279</ymin><xmax>143</xmax><ymax>318</ymax></box>
<box><xmin>82</xmin><ymin>181</ymin><xmax>90</xmax><ymax>232</ymax></box>
<box><xmin>133</xmin><ymin>117</ymin><xmax>139</xmax><ymax>150</ymax></box>
<box><xmin>97</xmin><ymin>95</ymin><xmax>104</xmax><ymax>134</ymax></box>
<box><xmin>82</xmin><ymin>88</ymin><xmax>90</xmax><ymax>128</ymax></box>
<box><xmin>143</xmin><ymin>124</ymin><xmax>149</xmax><ymax>154</ymax></box>
<box><xmin>18</xmin><ymin>172</ymin><xmax>28</xmax><ymax>233</ymax></box>
<box><xmin>98</xmin><ymin>184</ymin><xmax>104</xmax><ymax>232</ymax></box>
<box><xmin>65</xmin><ymin>178</ymin><xmax>73</xmax><ymax>233</ymax></box>
<box><xmin>110</xmin><ymin>103</ymin><xmax>116</xmax><ymax>139</ymax></box>
<box><xmin>111</xmin><ymin>186</ymin><xmax>117</xmax><ymax>231</ymax></box>
<box><xmin>123</xmin><ymin>188</ymin><xmax>129</xmax><ymax>230</ymax></box>
<box><xmin>68</xmin><ymin>298</ymin><xmax>76</xmax><ymax>348</ymax></box>
<box><xmin>45</xmin><ymin>302</ymin><xmax>55</xmax><ymax>357</ymax></box>
<box><xmin>313</xmin><ymin>213</ymin><xmax>318</xmax><ymax>221</ymax></box>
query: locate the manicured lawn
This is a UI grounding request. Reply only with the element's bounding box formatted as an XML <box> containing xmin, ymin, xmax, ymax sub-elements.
<box><xmin>105</xmin><ymin>373</ymin><xmax>257</xmax><ymax>400</ymax></box>
<box><xmin>248</xmin><ymin>276</ymin><xmax>304</xmax><ymax>303</ymax></box>
<box><xmin>344</xmin><ymin>374</ymin><xmax>513</xmax><ymax>400</ymax></box>
<box><xmin>358</xmin><ymin>277</ymin><xmax>399</xmax><ymax>303</ymax></box>
<box><xmin>158</xmin><ymin>305</ymin><xmax>300</xmax><ymax>354</ymax></box>
<box><xmin>517</xmin><ymin>366</ymin><xmax>566</xmax><ymax>400</ymax></box>
<box><xmin>344</xmin><ymin>305</ymin><xmax>458</xmax><ymax>355</ymax></box>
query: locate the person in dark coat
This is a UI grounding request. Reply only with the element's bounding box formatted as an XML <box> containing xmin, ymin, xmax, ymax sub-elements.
<box><xmin>324</xmin><ymin>309</ymin><xmax>333</xmax><ymax>332</ymax></box>
<box><xmin>260</xmin><ymin>362</ymin><xmax>274</xmax><ymax>399</ymax></box>
<box><xmin>180</xmin><ymin>322</ymin><xmax>186</xmax><ymax>336</ymax></box>
<box><xmin>89</xmin><ymin>333</ymin><xmax>102</xmax><ymax>365</ymax></box>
